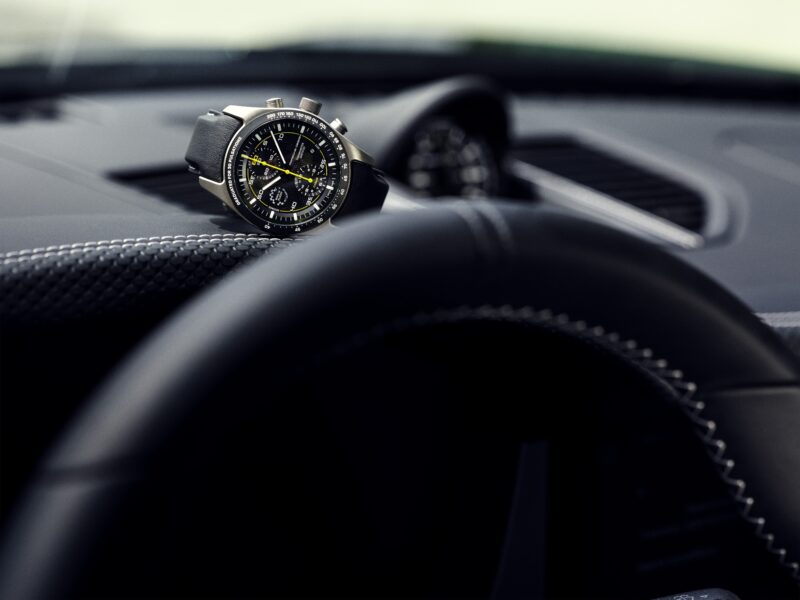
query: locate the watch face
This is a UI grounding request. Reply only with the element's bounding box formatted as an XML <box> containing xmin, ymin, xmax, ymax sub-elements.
<box><xmin>225</xmin><ymin>110</ymin><xmax>349</xmax><ymax>234</ymax></box>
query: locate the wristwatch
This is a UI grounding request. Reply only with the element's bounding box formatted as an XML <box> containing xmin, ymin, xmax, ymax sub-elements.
<box><xmin>185</xmin><ymin>97</ymin><xmax>389</xmax><ymax>236</ymax></box>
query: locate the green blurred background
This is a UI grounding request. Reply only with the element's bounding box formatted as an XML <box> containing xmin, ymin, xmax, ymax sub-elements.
<box><xmin>1</xmin><ymin>0</ymin><xmax>798</xmax><ymax>73</ymax></box>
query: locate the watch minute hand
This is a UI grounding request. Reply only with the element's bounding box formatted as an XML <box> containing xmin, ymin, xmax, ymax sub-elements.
<box><xmin>270</xmin><ymin>130</ymin><xmax>287</xmax><ymax>164</ymax></box>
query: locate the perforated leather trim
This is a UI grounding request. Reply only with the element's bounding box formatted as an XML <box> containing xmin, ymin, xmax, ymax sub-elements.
<box><xmin>332</xmin><ymin>304</ymin><xmax>800</xmax><ymax>583</ymax></box>
<box><xmin>0</xmin><ymin>234</ymin><xmax>296</xmax><ymax>321</ymax></box>
<box><xmin>0</xmin><ymin>236</ymin><xmax>797</xmax><ymax>582</ymax></box>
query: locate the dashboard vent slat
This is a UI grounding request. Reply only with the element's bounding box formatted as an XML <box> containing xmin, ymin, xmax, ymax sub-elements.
<box><xmin>513</xmin><ymin>137</ymin><xmax>707</xmax><ymax>232</ymax></box>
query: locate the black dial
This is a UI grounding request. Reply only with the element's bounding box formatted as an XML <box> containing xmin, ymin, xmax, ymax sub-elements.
<box><xmin>406</xmin><ymin>119</ymin><xmax>498</xmax><ymax>198</ymax></box>
<box><xmin>226</xmin><ymin>111</ymin><xmax>349</xmax><ymax>234</ymax></box>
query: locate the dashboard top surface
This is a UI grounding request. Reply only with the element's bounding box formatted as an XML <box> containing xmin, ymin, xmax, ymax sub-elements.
<box><xmin>1</xmin><ymin>85</ymin><xmax>799</xmax><ymax>312</ymax></box>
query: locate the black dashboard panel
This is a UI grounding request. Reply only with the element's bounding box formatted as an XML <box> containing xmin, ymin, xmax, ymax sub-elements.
<box><xmin>2</xmin><ymin>81</ymin><xmax>800</xmax><ymax>598</ymax></box>
<box><xmin>512</xmin><ymin>97</ymin><xmax>800</xmax><ymax>312</ymax></box>
<box><xmin>0</xmin><ymin>86</ymin><xmax>799</xmax><ymax>312</ymax></box>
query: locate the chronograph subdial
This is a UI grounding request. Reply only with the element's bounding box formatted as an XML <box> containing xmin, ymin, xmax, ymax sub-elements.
<box><xmin>247</xmin><ymin>149</ymin><xmax>283</xmax><ymax>202</ymax></box>
<box><xmin>265</xmin><ymin>185</ymin><xmax>290</xmax><ymax>209</ymax></box>
<box><xmin>293</xmin><ymin>162</ymin><xmax>330</xmax><ymax>201</ymax></box>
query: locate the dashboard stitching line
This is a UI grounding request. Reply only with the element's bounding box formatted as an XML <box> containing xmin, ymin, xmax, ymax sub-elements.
<box><xmin>2</xmin><ymin>240</ymin><xmax>798</xmax><ymax>581</ymax></box>
<box><xmin>473</xmin><ymin>201</ymin><xmax>516</xmax><ymax>256</ymax></box>
<box><xmin>445</xmin><ymin>204</ymin><xmax>499</xmax><ymax>263</ymax></box>
<box><xmin>0</xmin><ymin>234</ymin><xmax>278</xmax><ymax>263</ymax></box>
<box><xmin>0</xmin><ymin>235</ymin><xmax>297</xmax><ymax>321</ymax></box>
<box><xmin>330</xmin><ymin>304</ymin><xmax>800</xmax><ymax>584</ymax></box>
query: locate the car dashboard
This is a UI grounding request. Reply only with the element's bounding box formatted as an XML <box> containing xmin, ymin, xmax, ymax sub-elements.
<box><xmin>2</xmin><ymin>77</ymin><xmax>800</xmax><ymax>598</ymax></box>
<box><xmin>1</xmin><ymin>81</ymin><xmax>799</xmax><ymax>315</ymax></box>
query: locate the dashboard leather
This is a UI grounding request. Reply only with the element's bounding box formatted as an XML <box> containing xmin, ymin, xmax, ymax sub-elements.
<box><xmin>1</xmin><ymin>202</ymin><xmax>799</xmax><ymax>597</ymax></box>
<box><xmin>1</xmin><ymin>88</ymin><xmax>800</xmax><ymax>312</ymax></box>
<box><xmin>761</xmin><ymin>311</ymin><xmax>800</xmax><ymax>356</ymax></box>
<box><xmin>0</xmin><ymin>233</ymin><xmax>292</xmax><ymax>322</ymax></box>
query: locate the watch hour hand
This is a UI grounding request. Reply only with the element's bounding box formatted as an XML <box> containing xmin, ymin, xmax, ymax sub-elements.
<box><xmin>260</xmin><ymin>176</ymin><xmax>281</xmax><ymax>192</ymax></box>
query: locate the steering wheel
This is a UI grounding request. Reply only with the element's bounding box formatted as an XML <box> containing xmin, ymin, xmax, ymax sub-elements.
<box><xmin>1</xmin><ymin>201</ymin><xmax>799</xmax><ymax>598</ymax></box>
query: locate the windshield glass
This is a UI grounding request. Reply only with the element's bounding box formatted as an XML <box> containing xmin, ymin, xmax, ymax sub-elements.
<box><xmin>2</xmin><ymin>0</ymin><xmax>799</xmax><ymax>74</ymax></box>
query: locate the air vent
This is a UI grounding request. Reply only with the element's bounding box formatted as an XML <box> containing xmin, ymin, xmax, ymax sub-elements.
<box><xmin>513</xmin><ymin>137</ymin><xmax>706</xmax><ymax>232</ymax></box>
<box><xmin>112</xmin><ymin>166</ymin><xmax>227</xmax><ymax>215</ymax></box>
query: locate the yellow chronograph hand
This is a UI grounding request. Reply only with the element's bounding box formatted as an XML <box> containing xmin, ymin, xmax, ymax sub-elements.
<box><xmin>241</xmin><ymin>155</ymin><xmax>314</xmax><ymax>183</ymax></box>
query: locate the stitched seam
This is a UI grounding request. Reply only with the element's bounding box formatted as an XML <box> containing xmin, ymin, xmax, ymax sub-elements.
<box><xmin>0</xmin><ymin>236</ymin><xmax>296</xmax><ymax>321</ymax></box>
<box><xmin>446</xmin><ymin>203</ymin><xmax>498</xmax><ymax>262</ymax></box>
<box><xmin>1</xmin><ymin>241</ymin><xmax>796</xmax><ymax>579</ymax></box>
<box><xmin>473</xmin><ymin>201</ymin><xmax>516</xmax><ymax>256</ymax></box>
<box><xmin>332</xmin><ymin>304</ymin><xmax>800</xmax><ymax>582</ymax></box>
<box><xmin>0</xmin><ymin>234</ymin><xmax>278</xmax><ymax>264</ymax></box>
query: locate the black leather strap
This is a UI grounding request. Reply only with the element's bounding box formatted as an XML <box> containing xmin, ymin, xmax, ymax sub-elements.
<box><xmin>184</xmin><ymin>111</ymin><xmax>242</xmax><ymax>182</ymax></box>
<box><xmin>334</xmin><ymin>160</ymin><xmax>389</xmax><ymax>221</ymax></box>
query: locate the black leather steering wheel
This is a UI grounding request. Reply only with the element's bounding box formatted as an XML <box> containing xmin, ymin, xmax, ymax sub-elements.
<box><xmin>1</xmin><ymin>201</ymin><xmax>799</xmax><ymax>598</ymax></box>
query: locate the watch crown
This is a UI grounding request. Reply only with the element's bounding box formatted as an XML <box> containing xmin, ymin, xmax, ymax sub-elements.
<box><xmin>265</xmin><ymin>97</ymin><xmax>284</xmax><ymax>108</ymax></box>
<box><xmin>299</xmin><ymin>97</ymin><xmax>322</xmax><ymax>115</ymax></box>
<box><xmin>330</xmin><ymin>118</ymin><xmax>348</xmax><ymax>135</ymax></box>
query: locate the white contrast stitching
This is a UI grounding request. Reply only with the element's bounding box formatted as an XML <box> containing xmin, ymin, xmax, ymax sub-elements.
<box><xmin>1</xmin><ymin>238</ymin><xmax>796</xmax><ymax>580</ymax></box>
<box><xmin>334</xmin><ymin>304</ymin><xmax>800</xmax><ymax>582</ymax></box>
<box><xmin>0</xmin><ymin>234</ymin><xmax>278</xmax><ymax>266</ymax></box>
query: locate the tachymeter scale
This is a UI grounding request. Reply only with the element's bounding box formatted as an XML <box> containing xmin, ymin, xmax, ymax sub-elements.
<box><xmin>228</xmin><ymin>113</ymin><xmax>348</xmax><ymax>234</ymax></box>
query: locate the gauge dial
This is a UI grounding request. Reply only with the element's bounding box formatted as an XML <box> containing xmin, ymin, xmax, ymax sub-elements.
<box><xmin>406</xmin><ymin>119</ymin><xmax>498</xmax><ymax>198</ymax></box>
<box><xmin>227</xmin><ymin>112</ymin><xmax>349</xmax><ymax>234</ymax></box>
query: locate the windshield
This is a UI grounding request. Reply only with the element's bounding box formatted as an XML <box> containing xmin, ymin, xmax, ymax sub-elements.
<box><xmin>2</xmin><ymin>0</ymin><xmax>799</xmax><ymax>75</ymax></box>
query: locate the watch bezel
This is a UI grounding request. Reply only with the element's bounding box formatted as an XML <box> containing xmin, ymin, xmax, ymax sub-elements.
<box><xmin>221</xmin><ymin>108</ymin><xmax>353</xmax><ymax>235</ymax></box>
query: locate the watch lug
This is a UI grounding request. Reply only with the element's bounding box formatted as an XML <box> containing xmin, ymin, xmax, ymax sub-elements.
<box><xmin>299</xmin><ymin>220</ymin><xmax>335</xmax><ymax>236</ymax></box>
<box><xmin>199</xmin><ymin>176</ymin><xmax>237</xmax><ymax>212</ymax></box>
<box><xmin>341</xmin><ymin>137</ymin><xmax>375</xmax><ymax>165</ymax></box>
